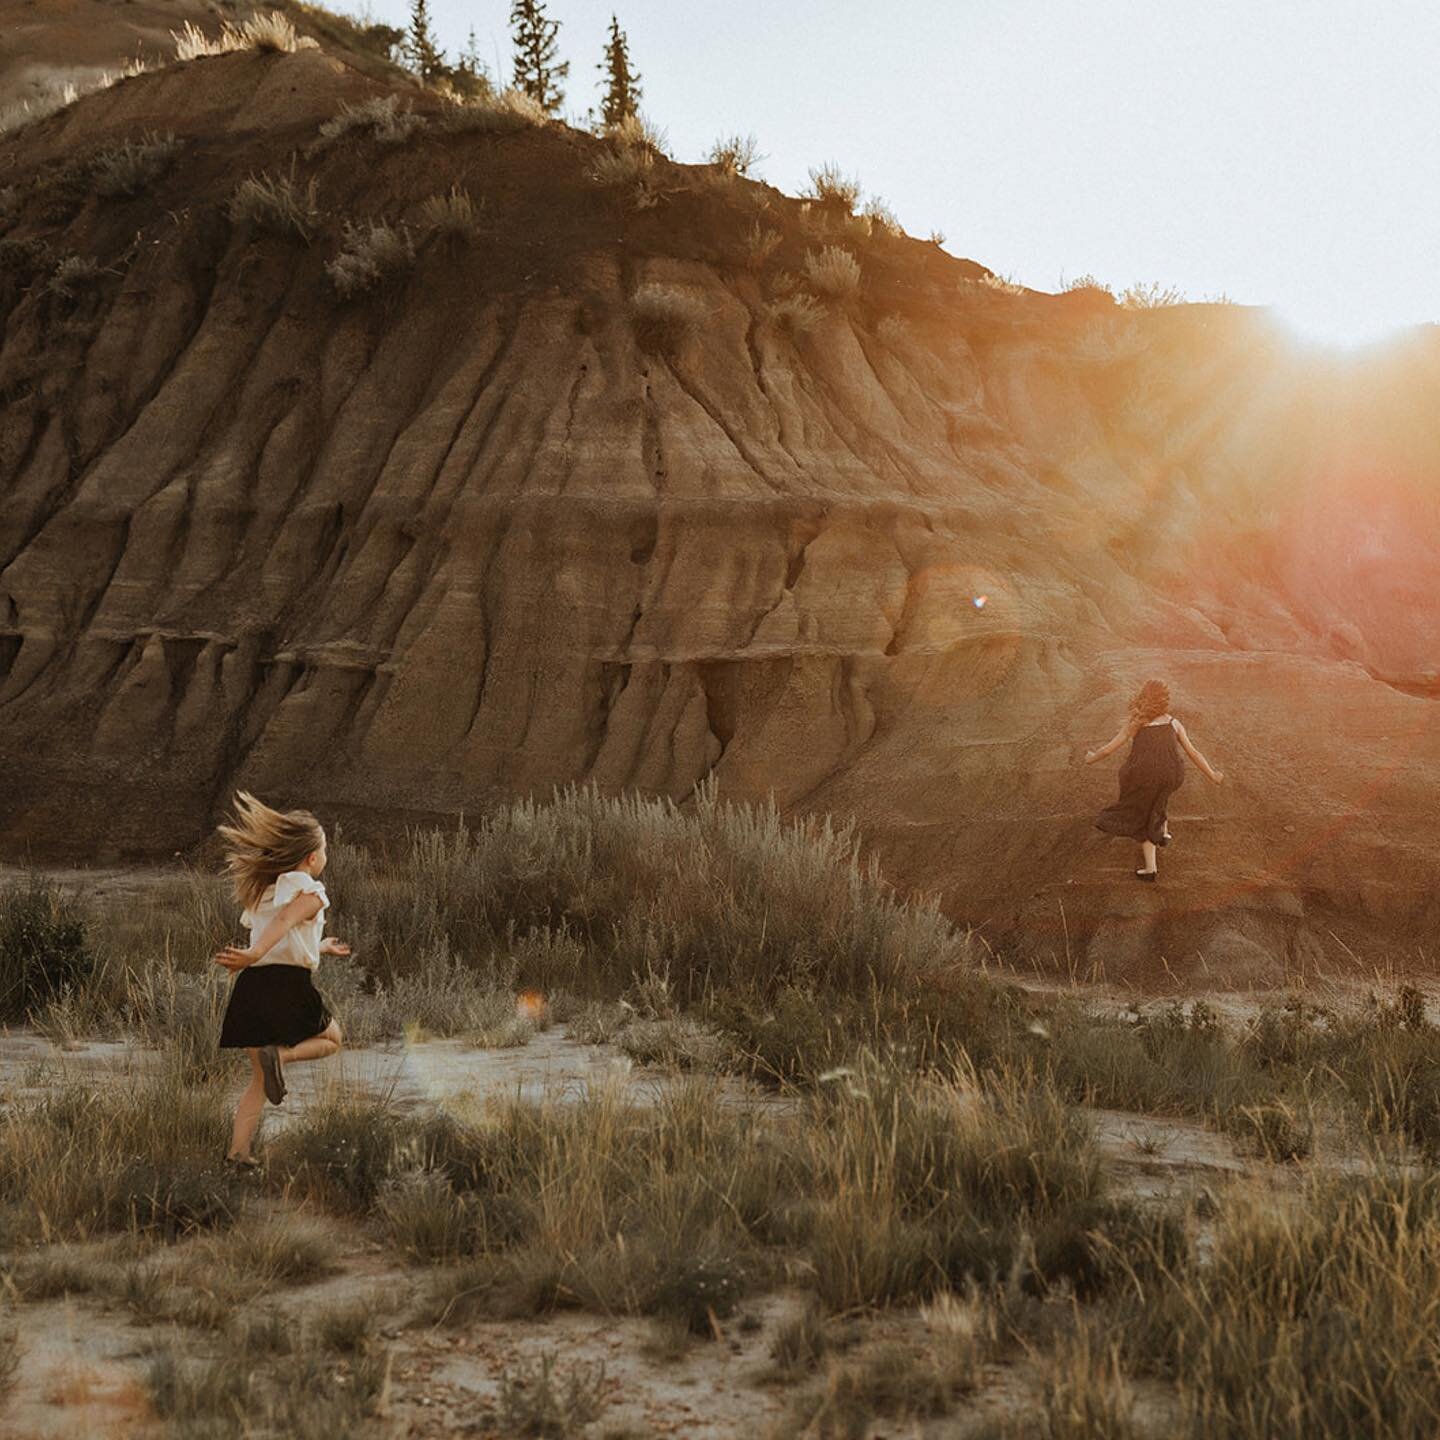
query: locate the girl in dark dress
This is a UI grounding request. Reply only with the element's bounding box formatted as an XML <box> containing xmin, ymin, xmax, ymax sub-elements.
<box><xmin>1084</xmin><ymin>680</ymin><xmax>1224</xmax><ymax>881</ymax></box>
<box><xmin>213</xmin><ymin>792</ymin><xmax>350</xmax><ymax>1167</ymax></box>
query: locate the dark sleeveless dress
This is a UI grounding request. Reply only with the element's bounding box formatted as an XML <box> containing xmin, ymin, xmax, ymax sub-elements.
<box><xmin>1095</xmin><ymin>719</ymin><xmax>1184</xmax><ymax>844</ymax></box>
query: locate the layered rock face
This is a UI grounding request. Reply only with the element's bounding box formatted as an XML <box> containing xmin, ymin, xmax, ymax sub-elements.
<box><xmin>2</xmin><ymin>49</ymin><xmax>1438</xmax><ymax>980</ymax></box>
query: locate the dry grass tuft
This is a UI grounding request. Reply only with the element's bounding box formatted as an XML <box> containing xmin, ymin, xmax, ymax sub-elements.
<box><xmin>805</xmin><ymin>162</ymin><xmax>862</xmax><ymax>211</ymax></box>
<box><xmin>0</xmin><ymin>1321</ymin><xmax>18</xmax><ymax>1398</ymax></box>
<box><xmin>419</xmin><ymin>185</ymin><xmax>482</xmax><ymax>242</ymax></box>
<box><xmin>316</xmin><ymin>93</ymin><xmax>423</xmax><ymax>148</ymax></box>
<box><xmin>802</xmin><ymin>245</ymin><xmax>861</xmax><ymax>301</ymax></box>
<box><xmin>326</xmin><ymin>220</ymin><xmax>415</xmax><ymax>297</ymax></box>
<box><xmin>1063</xmin><ymin>272</ymin><xmax>1115</xmax><ymax>298</ymax></box>
<box><xmin>743</xmin><ymin>221</ymin><xmax>782</xmax><ymax>271</ymax></box>
<box><xmin>863</xmin><ymin>197</ymin><xmax>902</xmax><ymax>236</ymax></box>
<box><xmin>1120</xmin><ymin>280</ymin><xmax>1186</xmax><ymax>308</ymax></box>
<box><xmin>604</xmin><ymin>112</ymin><xmax>667</xmax><ymax>155</ymax></box>
<box><xmin>588</xmin><ymin>145</ymin><xmax>654</xmax><ymax>188</ymax></box>
<box><xmin>977</xmin><ymin>271</ymin><xmax>1027</xmax><ymax>296</ymax></box>
<box><xmin>0</xmin><ymin>82</ymin><xmax>80</xmax><ymax>138</ymax></box>
<box><xmin>630</xmin><ymin>283</ymin><xmax>707</xmax><ymax>356</ymax></box>
<box><xmin>229</xmin><ymin>169</ymin><xmax>320</xmax><ymax>241</ymax></box>
<box><xmin>443</xmin><ymin>88</ymin><xmax>547</xmax><ymax>133</ymax></box>
<box><xmin>498</xmin><ymin>1351</ymin><xmax>608</xmax><ymax>1436</ymax></box>
<box><xmin>1043</xmin><ymin>1324</ymin><xmax>1137</xmax><ymax>1438</ymax></box>
<box><xmin>769</xmin><ymin>292</ymin><xmax>826</xmax><ymax>336</ymax></box>
<box><xmin>172</xmin><ymin>12</ymin><xmax>316</xmax><ymax>60</ymax></box>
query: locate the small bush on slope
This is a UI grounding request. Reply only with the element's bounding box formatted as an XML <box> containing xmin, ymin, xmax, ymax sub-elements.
<box><xmin>770</xmin><ymin>292</ymin><xmax>824</xmax><ymax>335</ymax></box>
<box><xmin>442</xmin><ymin>88</ymin><xmax>547</xmax><ymax>133</ymax></box>
<box><xmin>805</xmin><ymin>162</ymin><xmax>861</xmax><ymax>211</ymax></box>
<box><xmin>803</xmin><ymin>245</ymin><xmax>861</xmax><ymax>301</ymax></box>
<box><xmin>325</xmin><ymin>220</ymin><xmax>414</xmax><ymax>296</ymax></box>
<box><xmin>229</xmin><ymin>170</ymin><xmax>320</xmax><ymax>240</ymax></box>
<box><xmin>708</xmin><ymin>132</ymin><xmax>763</xmax><ymax>176</ymax></box>
<box><xmin>92</xmin><ymin>132</ymin><xmax>181</xmax><ymax>198</ymax></box>
<box><xmin>419</xmin><ymin>185</ymin><xmax>481</xmax><ymax>242</ymax></box>
<box><xmin>630</xmin><ymin>282</ymin><xmax>706</xmax><ymax>355</ymax></box>
<box><xmin>315</xmin><ymin>93</ymin><xmax>423</xmax><ymax>149</ymax></box>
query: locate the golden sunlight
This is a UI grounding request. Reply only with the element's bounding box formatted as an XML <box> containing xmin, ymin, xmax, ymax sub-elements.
<box><xmin>1271</xmin><ymin>299</ymin><xmax>1417</xmax><ymax>352</ymax></box>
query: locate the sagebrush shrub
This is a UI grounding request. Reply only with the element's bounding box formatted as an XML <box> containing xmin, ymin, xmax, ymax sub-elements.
<box><xmin>803</xmin><ymin>246</ymin><xmax>861</xmax><ymax>301</ymax></box>
<box><xmin>92</xmin><ymin>132</ymin><xmax>180</xmax><ymax>198</ymax></box>
<box><xmin>325</xmin><ymin>220</ymin><xmax>414</xmax><ymax>297</ymax></box>
<box><xmin>0</xmin><ymin>875</ymin><xmax>94</xmax><ymax>1021</ymax></box>
<box><xmin>45</xmin><ymin>254</ymin><xmax>104</xmax><ymax>298</ymax></box>
<box><xmin>770</xmin><ymin>293</ymin><xmax>824</xmax><ymax>336</ymax></box>
<box><xmin>316</xmin><ymin>94</ymin><xmax>423</xmax><ymax>148</ymax></box>
<box><xmin>630</xmin><ymin>282</ymin><xmax>706</xmax><ymax>355</ymax></box>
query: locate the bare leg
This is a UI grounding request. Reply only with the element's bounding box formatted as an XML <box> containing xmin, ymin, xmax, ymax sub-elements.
<box><xmin>1139</xmin><ymin>840</ymin><xmax>1158</xmax><ymax>874</ymax></box>
<box><xmin>279</xmin><ymin>1019</ymin><xmax>343</xmax><ymax>1065</ymax></box>
<box><xmin>229</xmin><ymin>1050</ymin><xmax>267</xmax><ymax>1160</ymax></box>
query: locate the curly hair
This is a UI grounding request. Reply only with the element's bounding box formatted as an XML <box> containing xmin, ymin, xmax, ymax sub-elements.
<box><xmin>1127</xmin><ymin>679</ymin><xmax>1171</xmax><ymax>729</ymax></box>
<box><xmin>216</xmin><ymin>791</ymin><xmax>324</xmax><ymax>910</ymax></box>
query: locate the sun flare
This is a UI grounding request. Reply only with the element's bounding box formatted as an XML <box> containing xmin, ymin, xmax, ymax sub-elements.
<box><xmin>1271</xmin><ymin>300</ymin><xmax>1416</xmax><ymax>353</ymax></box>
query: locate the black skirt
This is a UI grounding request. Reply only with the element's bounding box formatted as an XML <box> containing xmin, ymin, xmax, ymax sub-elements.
<box><xmin>219</xmin><ymin>965</ymin><xmax>333</xmax><ymax>1049</ymax></box>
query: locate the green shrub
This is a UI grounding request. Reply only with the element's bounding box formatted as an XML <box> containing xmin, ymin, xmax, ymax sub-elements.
<box><xmin>0</xmin><ymin>874</ymin><xmax>94</xmax><ymax>1022</ymax></box>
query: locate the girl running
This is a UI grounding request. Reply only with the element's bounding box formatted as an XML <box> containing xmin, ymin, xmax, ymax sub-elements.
<box><xmin>1085</xmin><ymin>679</ymin><xmax>1224</xmax><ymax>881</ymax></box>
<box><xmin>214</xmin><ymin>792</ymin><xmax>349</xmax><ymax>1167</ymax></box>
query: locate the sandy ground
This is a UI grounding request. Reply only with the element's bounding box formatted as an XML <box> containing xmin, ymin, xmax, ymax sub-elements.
<box><xmin>0</xmin><ymin>1019</ymin><xmax>1337</xmax><ymax>1439</ymax></box>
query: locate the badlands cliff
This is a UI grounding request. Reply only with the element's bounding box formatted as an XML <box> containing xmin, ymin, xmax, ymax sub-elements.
<box><xmin>1</xmin><ymin>33</ymin><xmax>1438</xmax><ymax>980</ymax></box>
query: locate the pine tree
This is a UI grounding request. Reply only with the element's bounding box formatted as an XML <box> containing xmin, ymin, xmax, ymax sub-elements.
<box><xmin>598</xmin><ymin>14</ymin><xmax>641</xmax><ymax>129</ymax></box>
<box><xmin>405</xmin><ymin>0</ymin><xmax>447</xmax><ymax>86</ymax></box>
<box><xmin>510</xmin><ymin>0</ymin><xmax>568</xmax><ymax>114</ymax></box>
<box><xmin>455</xmin><ymin>25</ymin><xmax>492</xmax><ymax>98</ymax></box>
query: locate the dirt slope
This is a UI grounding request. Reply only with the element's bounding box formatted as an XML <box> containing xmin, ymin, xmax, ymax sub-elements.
<box><xmin>1</xmin><ymin>41</ymin><xmax>1437</xmax><ymax>981</ymax></box>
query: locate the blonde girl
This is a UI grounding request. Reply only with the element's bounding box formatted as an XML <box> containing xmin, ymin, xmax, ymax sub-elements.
<box><xmin>214</xmin><ymin>792</ymin><xmax>349</xmax><ymax>1167</ymax></box>
<box><xmin>1085</xmin><ymin>679</ymin><xmax>1224</xmax><ymax>881</ymax></box>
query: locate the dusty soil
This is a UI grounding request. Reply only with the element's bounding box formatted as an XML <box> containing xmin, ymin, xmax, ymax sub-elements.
<box><xmin>2</xmin><ymin>1020</ymin><xmax>1326</xmax><ymax>1439</ymax></box>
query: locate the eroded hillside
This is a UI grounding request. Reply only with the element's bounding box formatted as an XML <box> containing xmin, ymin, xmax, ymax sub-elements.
<box><xmin>1</xmin><ymin>42</ymin><xmax>1438</xmax><ymax>979</ymax></box>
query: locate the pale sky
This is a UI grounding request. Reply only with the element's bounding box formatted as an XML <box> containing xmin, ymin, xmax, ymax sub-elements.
<box><xmin>349</xmin><ymin>0</ymin><xmax>1440</xmax><ymax>345</ymax></box>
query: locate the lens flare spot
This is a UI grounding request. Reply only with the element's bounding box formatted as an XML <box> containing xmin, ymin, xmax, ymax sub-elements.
<box><xmin>973</xmin><ymin>594</ymin><xmax>988</xmax><ymax>609</ymax></box>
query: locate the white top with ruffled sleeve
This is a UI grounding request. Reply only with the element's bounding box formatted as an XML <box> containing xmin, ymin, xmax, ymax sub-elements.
<box><xmin>241</xmin><ymin>871</ymin><xmax>329</xmax><ymax>970</ymax></box>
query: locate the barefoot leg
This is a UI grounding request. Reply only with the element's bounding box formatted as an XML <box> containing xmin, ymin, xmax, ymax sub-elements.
<box><xmin>1138</xmin><ymin>840</ymin><xmax>1158</xmax><ymax>875</ymax></box>
<box><xmin>279</xmin><ymin>1019</ymin><xmax>344</xmax><ymax>1065</ymax></box>
<box><xmin>229</xmin><ymin>1050</ymin><xmax>266</xmax><ymax>1159</ymax></box>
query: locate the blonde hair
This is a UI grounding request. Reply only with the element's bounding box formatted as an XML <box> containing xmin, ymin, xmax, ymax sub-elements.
<box><xmin>217</xmin><ymin>791</ymin><xmax>324</xmax><ymax>910</ymax></box>
<box><xmin>1128</xmin><ymin>679</ymin><xmax>1171</xmax><ymax>729</ymax></box>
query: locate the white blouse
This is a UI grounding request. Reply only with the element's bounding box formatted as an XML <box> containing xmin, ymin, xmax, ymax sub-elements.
<box><xmin>241</xmin><ymin>871</ymin><xmax>329</xmax><ymax>970</ymax></box>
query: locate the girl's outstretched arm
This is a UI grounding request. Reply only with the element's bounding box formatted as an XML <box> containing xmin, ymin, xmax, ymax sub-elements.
<box><xmin>1174</xmin><ymin>720</ymin><xmax>1224</xmax><ymax>783</ymax></box>
<box><xmin>1084</xmin><ymin>725</ymin><xmax>1132</xmax><ymax>765</ymax></box>
<box><xmin>215</xmin><ymin>894</ymin><xmax>324</xmax><ymax>972</ymax></box>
